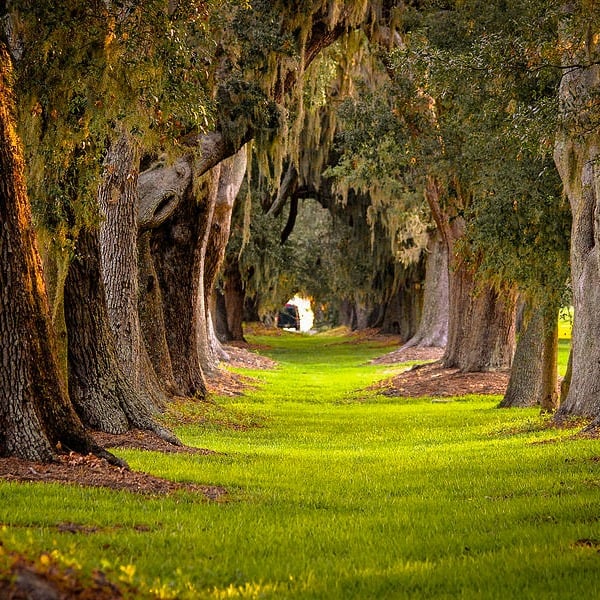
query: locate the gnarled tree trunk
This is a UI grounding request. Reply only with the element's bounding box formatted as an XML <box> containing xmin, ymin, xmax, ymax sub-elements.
<box><xmin>137</xmin><ymin>156</ymin><xmax>193</xmax><ymax>396</ymax></box>
<box><xmin>0</xmin><ymin>43</ymin><xmax>118</xmax><ymax>464</ymax></box>
<box><xmin>150</xmin><ymin>186</ymin><xmax>208</xmax><ymax>397</ymax></box>
<box><xmin>65</xmin><ymin>227</ymin><xmax>179</xmax><ymax>445</ymax></box>
<box><xmin>203</xmin><ymin>147</ymin><xmax>247</xmax><ymax>368</ymax></box>
<box><xmin>98</xmin><ymin>133</ymin><xmax>167</xmax><ymax>409</ymax></box>
<box><xmin>426</xmin><ymin>178</ymin><xmax>516</xmax><ymax>372</ymax></box>
<box><xmin>553</xmin><ymin>22</ymin><xmax>600</xmax><ymax>425</ymax></box>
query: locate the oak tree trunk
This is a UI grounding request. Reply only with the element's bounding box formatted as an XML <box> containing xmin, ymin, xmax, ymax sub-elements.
<box><xmin>400</xmin><ymin>229</ymin><xmax>448</xmax><ymax>349</ymax></box>
<box><xmin>203</xmin><ymin>148</ymin><xmax>247</xmax><ymax>368</ymax></box>
<box><xmin>222</xmin><ymin>258</ymin><xmax>247</xmax><ymax>341</ymax></box>
<box><xmin>137</xmin><ymin>156</ymin><xmax>193</xmax><ymax>396</ymax></box>
<box><xmin>554</xmin><ymin>36</ymin><xmax>600</xmax><ymax>423</ymax></box>
<box><xmin>443</xmin><ymin>257</ymin><xmax>516</xmax><ymax>372</ymax></box>
<box><xmin>425</xmin><ymin>178</ymin><xmax>516</xmax><ymax>372</ymax></box>
<box><xmin>500</xmin><ymin>304</ymin><xmax>559</xmax><ymax>410</ymax></box>
<box><xmin>0</xmin><ymin>43</ymin><xmax>118</xmax><ymax>463</ymax></box>
<box><xmin>150</xmin><ymin>187</ymin><xmax>208</xmax><ymax>397</ymax></box>
<box><xmin>98</xmin><ymin>133</ymin><xmax>167</xmax><ymax>408</ymax></box>
<box><xmin>64</xmin><ymin>227</ymin><xmax>179</xmax><ymax>444</ymax></box>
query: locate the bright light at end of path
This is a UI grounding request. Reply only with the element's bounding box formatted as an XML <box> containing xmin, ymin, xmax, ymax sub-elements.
<box><xmin>290</xmin><ymin>295</ymin><xmax>314</xmax><ymax>332</ymax></box>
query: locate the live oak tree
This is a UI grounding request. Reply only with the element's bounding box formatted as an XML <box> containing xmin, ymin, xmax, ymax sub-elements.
<box><xmin>0</xmin><ymin>38</ymin><xmax>122</xmax><ymax>464</ymax></box>
<box><xmin>553</xmin><ymin>2</ymin><xmax>600</xmax><ymax>428</ymax></box>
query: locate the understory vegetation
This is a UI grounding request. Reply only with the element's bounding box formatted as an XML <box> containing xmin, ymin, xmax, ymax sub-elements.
<box><xmin>1</xmin><ymin>332</ymin><xmax>597</xmax><ymax>599</ymax></box>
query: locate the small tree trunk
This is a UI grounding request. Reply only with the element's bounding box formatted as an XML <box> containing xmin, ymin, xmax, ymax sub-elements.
<box><xmin>0</xmin><ymin>44</ymin><xmax>118</xmax><ymax>463</ymax></box>
<box><xmin>400</xmin><ymin>229</ymin><xmax>448</xmax><ymax>349</ymax></box>
<box><xmin>223</xmin><ymin>258</ymin><xmax>246</xmax><ymax>341</ymax></box>
<box><xmin>65</xmin><ymin>228</ymin><xmax>180</xmax><ymax>444</ymax></box>
<box><xmin>539</xmin><ymin>310</ymin><xmax>559</xmax><ymax>412</ymax></box>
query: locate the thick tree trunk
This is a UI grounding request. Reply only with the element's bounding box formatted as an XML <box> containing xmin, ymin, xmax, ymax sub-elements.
<box><xmin>0</xmin><ymin>44</ymin><xmax>118</xmax><ymax>463</ymax></box>
<box><xmin>443</xmin><ymin>257</ymin><xmax>516</xmax><ymax>372</ymax></box>
<box><xmin>137</xmin><ymin>156</ymin><xmax>193</xmax><ymax>396</ymax></box>
<box><xmin>98</xmin><ymin>133</ymin><xmax>167</xmax><ymax>408</ymax></box>
<box><xmin>380</xmin><ymin>266</ymin><xmax>424</xmax><ymax>340</ymax></box>
<box><xmin>553</xmin><ymin>35</ymin><xmax>600</xmax><ymax>422</ymax></box>
<box><xmin>203</xmin><ymin>147</ymin><xmax>247</xmax><ymax>367</ymax></box>
<box><xmin>400</xmin><ymin>230</ymin><xmax>448</xmax><ymax>349</ymax></box>
<box><xmin>64</xmin><ymin>228</ymin><xmax>180</xmax><ymax>444</ymax></box>
<box><xmin>137</xmin><ymin>231</ymin><xmax>178</xmax><ymax>394</ymax></box>
<box><xmin>151</xmin><ymin>187</ymin><xmax>208</xmax><ymax>397</ymax></box>
<box><xmin>425</xmin><ymin>177</ymin><xmax>516</xmax><ymax>372</ymax></box>
<box><xmin>500</xmin><ymin>304</ymin><xmax>559</xmax><ymax>409</ymax></box>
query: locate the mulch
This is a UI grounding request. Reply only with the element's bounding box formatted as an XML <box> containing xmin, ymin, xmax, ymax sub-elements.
<box><xmin>374</xmin><ymin>361</ymin><xmax>510</xmax><ymax>397</ymax></box>
<box><xmin>0</xmin><ymin>450</ymin><xmax>226</xmax><ymax>500</ymax></box>
<box><xmin>370</xmin><ymin>344</ymin><xmax>510</xmax><ymax>397</ymax></box>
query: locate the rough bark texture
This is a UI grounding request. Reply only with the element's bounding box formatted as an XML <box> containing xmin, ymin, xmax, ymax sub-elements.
<box><xmin>554</xmin><ymin>36</ymin><xmax>600</xmax><ymax>421</ymax></box>
<box><xmin>0</xmin><ymin>44</ymin><xmax>117</xmax><ymax>463</ymax></box>
<box><xmin>137</xmin><ymin>231</ymin><xmax>178</xmax><ymax>394</ymax></box>
<box><xmin>380</xmin><ymin>265</ymin><xmax>425</xmax><ymax>340</ymax></box>
<box><xmin>98</xmin><ymin>133</ymin><xmax>167</xmax><ymax>409</ymax></box>
<box><xmin>137</xmin><ymin>156</ymin><xmax>193</xmax><ymax>396</ymax></box>
<box><xmin>400</xmin><ymin>230</ymin><xmax>449</xmax><ymax>349</ymax></box>
<box><xmin>203</xmin><ymin>148</ymin><xmax>247</xmax><ymax>367</ymax></box>
<box><xmin>151</xmin><ymin>186</ymin><xmax>207</xmax><ymax>397</ymax></box>
<box><xmin>500</xmin><ymin>304</ymin><xmax>559</xmax><ymax>409</ymax></box>
<box><xmin>425</xmin><ymin>178</ymin><xmax>516</xmax><ymax>372</ymax></box>
<box><xmin>65</xmin><ymin>228</ymin><xmax>180</xmax><ymax>445</ymax></box>
<box><xmin>443</xmin><ymin>259</ymin><xmax>516</xmax><ymax>372</ymax></box>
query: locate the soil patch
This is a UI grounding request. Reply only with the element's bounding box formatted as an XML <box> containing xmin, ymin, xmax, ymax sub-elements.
<box><xmin>0</xmin><ymin>452</ymin><xmax>226</xmax><ymax>500</ymax></box>
<box><xmin>371</xmin><ymin>346</ymin><xmax>445</xmax><ymax>364</ymax></box>
<box><xmin>0</xmin><ymin>546</ymin><xmax>140</xmax><ymax>599</ymax></box>
<box><xmin>206</xmin><ymin>343</ymin><xmax>278</xmax><ymax>397</ymax></box>
<box><xmin>375</xmin><ymin>361</ymin><xmax>509</xmax><ymax>398</ymax></box>
<box><xmin>91</xmin><ymin>429</ymin><xmax>214</xmax><ymax>455</ymax></box>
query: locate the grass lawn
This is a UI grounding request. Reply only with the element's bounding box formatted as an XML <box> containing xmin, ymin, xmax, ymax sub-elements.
<box><xmin>1</xmin><ymin>332</ymin><xmax>597</xmax><ymax>599</ymax></box>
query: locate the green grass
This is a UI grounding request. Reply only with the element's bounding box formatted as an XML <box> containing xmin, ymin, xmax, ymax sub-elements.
<box><xmin>1</xmin><ymin>332</ymin><xmax>597</xmax><ymax>599</ymax></box>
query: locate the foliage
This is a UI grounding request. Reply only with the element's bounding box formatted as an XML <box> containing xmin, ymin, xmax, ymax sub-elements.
<box><xmin>0</xmin><ymin>333</ymin><xmax>596</xmax><ymax>599</ymax></box>
<box><xmin>13</xmin><ymin>0</ymin><xmax>223</xmax><ymax>235</ymax></box>
<box><xmin>326</xmin><ymin>0</ymin><xmax>571</xmax><ymax>310</ymax></box>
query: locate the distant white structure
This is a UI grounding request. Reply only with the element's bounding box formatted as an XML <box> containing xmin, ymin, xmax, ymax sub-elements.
<box><xmin>289</xmin><ymin>295</ymin><xmax>314</xmax><ymax>332</ymax></box>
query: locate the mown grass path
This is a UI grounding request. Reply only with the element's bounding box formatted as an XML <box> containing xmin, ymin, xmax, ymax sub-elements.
<box><xmin>1</xmin><ymin>333</ymin><xmax>598</xmax><ymax>598</ymax></box>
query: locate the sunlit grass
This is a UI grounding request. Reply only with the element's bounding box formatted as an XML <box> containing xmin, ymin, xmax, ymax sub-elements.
<box><xmin>0</xmin><ymin>331</ymin><xmax>596</xmax><ymax>599</ymax></box>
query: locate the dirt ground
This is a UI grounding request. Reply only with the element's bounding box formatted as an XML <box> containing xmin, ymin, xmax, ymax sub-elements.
<box><xmin>371</xmin><ymin>345</ymin><xmax>510</xmax><ymax>397</ymax></box>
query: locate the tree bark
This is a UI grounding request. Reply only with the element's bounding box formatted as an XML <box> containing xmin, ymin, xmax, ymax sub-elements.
<box><xmin>65</xmin><ymin>227</ymin><xmax>180</xmax><ymax>444</ymax></box>
<box><xmin>400</xmin><ymin>229</ymin><xmax>448</xmax><ymax>349</ymax></box>
<box><xmin>0</xmin><ymin>43</ymin><xmax>119</xmax><ymax>463</ymax></box>
<box><xmin>425</xmin><ymin>177</ymin><xmax>516</xmax><ymax>372</ymax></box>
<box><xmin>150</xmin><ymin>186</ymin><xmax>208</xmax><ymax>397</ymax></box>
<box><xmin>137</xmin><ymin>156</ymin><xmax>193</xmax><ymax>396</ymax></box>
<box><xmin>203</xmin><ymin>147</ymin><xmax>247</xmax><ymax>367</ymax></box>
<box><xmin>500</xmin><ymin>304</ymin><xmax>559</xmax><ymax>409</ymax></box>
<box><xmin>223</xmin><ymin>257</ymin><xmax>247</xmax><ymax>341</ymax></box>
<box><xmin>98</xmin><ymin>133</ymin><xmax>167</xmax><ymax>409</ymax></box>
<box><xmin>553</xmin><ymin>21</ymin><xmax>600</xmax><ymax>422</ymax></box>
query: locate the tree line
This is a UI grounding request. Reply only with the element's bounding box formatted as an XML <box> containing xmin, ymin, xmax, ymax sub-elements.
<box><xmin>1</xmin><ymin>0</ymin><xmax>599</xmax><ymax>464</ymax></box>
